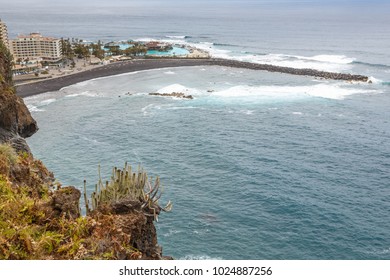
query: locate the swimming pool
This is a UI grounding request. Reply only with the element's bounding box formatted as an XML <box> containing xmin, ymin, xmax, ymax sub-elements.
<box><xmin>147</xmin><ymin>46</ymin><xmax>189</xmax><ymax>56</ymax></box>
<box><xmin>104</xmin><ymin>44</ymin><xmax>189</xmax><ymax>56</ymax></box>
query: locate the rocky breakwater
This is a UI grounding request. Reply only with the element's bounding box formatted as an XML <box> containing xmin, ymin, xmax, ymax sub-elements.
<box><xmin>212</xmin><ymin>58</ymin><xmax>370</xmax><ymax>82</ymax></box>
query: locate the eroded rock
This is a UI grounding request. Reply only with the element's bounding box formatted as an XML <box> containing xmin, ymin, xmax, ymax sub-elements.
<box><xmin>52</xmin><ymin>186</ymin><xmax>81</xmax><ymax>219</ymax></box>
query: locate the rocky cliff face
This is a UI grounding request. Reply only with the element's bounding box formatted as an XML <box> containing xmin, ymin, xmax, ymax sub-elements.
<box><xmin>0</xmin><ymin>42</ymin><xmax>38</xmax><ymax>153</ymax></box>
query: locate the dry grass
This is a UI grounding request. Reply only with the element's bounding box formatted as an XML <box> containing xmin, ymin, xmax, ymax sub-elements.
<box><xmin>0</xmin><ymin>144</ymin><xmax>18</xmax><ymax>175</ymax></box>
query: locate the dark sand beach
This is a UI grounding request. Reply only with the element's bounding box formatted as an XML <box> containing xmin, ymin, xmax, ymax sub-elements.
<box><xmin>16</xmin><ymin>58</ymin><xmax>369</xmax><ymax>97</ymax></box>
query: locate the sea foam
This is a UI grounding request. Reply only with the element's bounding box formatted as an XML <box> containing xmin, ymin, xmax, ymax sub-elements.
<box><xmin>211</xmin><ymin>84</ymin><xmax>380</xmax><ymax>100</ymax></box>
<box><xmin>155</xmin><ymin>83</ymin><xmax>200</xmax><ymax>95</ymax></box>
<box><xmin>27</xmin><ymin>105</ymin><xmax>45</xmax><ymax>112</ymax></box>
<box><xmin>165</xmin><ymin>35</ymin><xmax>189</xmax><ymax>39</ymax></box>
<box><xmin>189</xmin><ymin>41</ymin><xmax>355</xmax><ymax>72</ymax></box>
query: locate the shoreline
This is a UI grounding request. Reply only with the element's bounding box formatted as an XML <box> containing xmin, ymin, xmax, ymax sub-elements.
<box><xmin>16</xmin><ymin>58</ymin><xmax>369</xmax><ymax>98</ymax></box>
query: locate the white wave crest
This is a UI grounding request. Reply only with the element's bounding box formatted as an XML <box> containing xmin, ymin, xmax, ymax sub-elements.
<box><xmin>189</xmin><ymin>41</ymin><xmax>355</xmax><ymax>72</ymax></box>
<box><xmin>367</xmin><ymin>76</ymin><xmax>382</xmax><ymax>84</ymax></box>
<box><xmin>165</xmin><ymin>35</ymin><xmax>188</xmax><ymax>39</ymax></box>
<box><xmin>155</xmin><ymin>84</ymin><xmax>201</xmax><ymax>96</ymax></box>
<box><xmin>135</xmin><ymin>37</ymin><xmax>158</xmax><ymax>42</ymax></box>
<box><xmin>302</xmin><ymin>54</ymin><xmax>355</xmax><ymax>64</ymax></box>
<box><xmin>141</xmin><ymin>103</ymin><xmax>162</xmax><ymax>116</ymax></box>
<box><xmin>231</xmin><ymin>53</ymin><xmax>354</xmax><ymax>72</ymax></box>
<box><xmin>166</xmin><ymin>106</ymin><xmax>198</xmax><ymax>110</ymax></box>
<box><xmin>39</xmin><ymin>98</ymin><xmax>56</xmax><ymax>106</ymax></box>
<box><xmin>66</xmin><ymin>91</ymin><xmax>99</xmax><ymax>98</ymax></box>
<box><xmin>27</xmin><ymin>105</ymin><xmax>45</xmax><ymax>112</ymax></box>
<box><xmin>157</xmin><ymin>84</ymin><xmax>189</xmax><ymax>93</ymax></box>
<box><xmin>212</xmin><ymin>84</ymin><xmax>380</xmax><ymax>100</ymax></box>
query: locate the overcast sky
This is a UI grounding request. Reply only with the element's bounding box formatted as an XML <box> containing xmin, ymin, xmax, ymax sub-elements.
<box><xmin>1</xmin><ymin>0</ymin><xmax>387</xmax><ymax>14</ymax></box>
<box><xmin>1</xmin><ymin>0</ymin><xmax>387</xmax><ymax>4</ymax></box>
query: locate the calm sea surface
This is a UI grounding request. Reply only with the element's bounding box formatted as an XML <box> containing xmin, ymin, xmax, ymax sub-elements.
<box><xmin>2</xmin><ymin>1</ymin><xmax>390</xmax><ymax>259</ymax></box>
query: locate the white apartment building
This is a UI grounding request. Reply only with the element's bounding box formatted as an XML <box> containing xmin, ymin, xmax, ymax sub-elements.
<box><xmin>10</xmin><ymin>33</ymin><xmax>62</xmax><ymax>63</ymax></box>
<box><xmin>0</xmin><ymin>19</ymin><xmax>9</xmax><ymax>47</ymax></box>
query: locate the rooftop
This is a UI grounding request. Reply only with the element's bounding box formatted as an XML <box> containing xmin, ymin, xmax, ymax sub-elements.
<box><xmin>14</xmin><ymin>33</ymin><xmax>59</xmax><ymax>42</ymax></box>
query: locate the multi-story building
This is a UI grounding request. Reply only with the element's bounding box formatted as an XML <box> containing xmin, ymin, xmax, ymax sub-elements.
<box><xmin>0</xmin><ymin>19</ymin><xmax>9</xmax><ymax>47</ymax></box>
<box><xmin>10</xmin><ymin>33</ymin><xmax>62</xmax><ymax>63</ymax></box>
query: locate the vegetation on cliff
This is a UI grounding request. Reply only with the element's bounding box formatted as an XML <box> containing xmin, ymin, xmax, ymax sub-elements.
<box><xmin>0</xmin><ymin>40</ymin><xmax>14</xmax><ymax>92</ymax></box>
<box><xmin>86</xmin><ymin>163</ymin><xmax>172</xmax><ymax>221</ymax></box>
<box><xmin>0</xmin><ymin>146</ymin><xmax>171</xmax><ymax>260</ymax></box>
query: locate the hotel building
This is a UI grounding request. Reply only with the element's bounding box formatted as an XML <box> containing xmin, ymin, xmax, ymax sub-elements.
<box><xmin>10</xmin><ymin>33</ymin><xmax>62</xmax><ymax>63</ymax></box>
<box><xmin>0</xmin><ymin>19</ymin><xmax>9</xmax><ymax>47</ymax></box>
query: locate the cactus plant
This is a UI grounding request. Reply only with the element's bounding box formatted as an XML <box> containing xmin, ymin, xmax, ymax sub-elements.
<box><xmin>84</xmin><ymin>163</ymin><xmax>172</xmax><ymax>220</ymax></box>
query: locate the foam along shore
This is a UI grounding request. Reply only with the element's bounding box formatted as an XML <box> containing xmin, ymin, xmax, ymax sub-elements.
<box><xmin>16</xmin><ymin>58</ymin><xmax>370</xmax><ymax>97</ymax></box>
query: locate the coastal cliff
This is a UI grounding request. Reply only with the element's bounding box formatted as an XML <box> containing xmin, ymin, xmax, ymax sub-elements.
<box><xmin>0</xmin><ymin>42</ymin><xmax>38</xmax><ymax>154</ymax></box>
<box><xmin>0</xmin><ymin>42</ymin><xmax>168</xmax><ymax>260</ymax></box>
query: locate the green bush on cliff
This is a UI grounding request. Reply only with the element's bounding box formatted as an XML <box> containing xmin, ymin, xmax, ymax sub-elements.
<box><xmin>0</xmin><ymin>40</ymin><xmax>14</xmax><ymax>87</ymax></box>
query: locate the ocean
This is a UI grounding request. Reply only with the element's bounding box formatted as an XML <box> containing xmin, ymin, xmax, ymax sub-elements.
<box><xmin>2</xmin><ymin>0</ymin><xmax>390</xmax><ymax>259</ymax></box>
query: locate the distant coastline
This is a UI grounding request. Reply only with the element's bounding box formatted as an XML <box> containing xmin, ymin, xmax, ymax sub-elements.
<box><xmin>16</xmin><ymin>58</ymin><xmax>370</xmax><ymax>98</ymax></box>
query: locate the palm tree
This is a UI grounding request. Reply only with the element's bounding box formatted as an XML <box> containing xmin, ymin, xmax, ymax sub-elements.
<box><xmin>91</xmin><ymin>41</ymin><xmax>105</xmax><ymax>59</ymax></box>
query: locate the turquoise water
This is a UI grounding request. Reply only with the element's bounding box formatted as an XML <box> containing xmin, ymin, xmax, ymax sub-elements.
<box><xmin>4</xmin><ymin>0</ymin><xmax>390</xmax><ymax>259</ymax></box>
<box><xmin>119</xmin><ymin>43</ymin><xmax>134</xmax><ymax>50</ymax></box>
<box><xmin>105</xmin><ymin>44</ymin><xmax>189</xmax><ymax>56</ymax></box>
<box><xmin>147</xmin><ymin>46</ymin><xmax>189</xmax><ymax>56</ymax></box>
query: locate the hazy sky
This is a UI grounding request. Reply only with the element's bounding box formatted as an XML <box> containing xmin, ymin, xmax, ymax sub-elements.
<box><xmin>1</xmin><ymin>0</ymin><xmax>388</xmax><ymax>10</ymax></box>
<box><xmin>1</xmin><ymin>0</ymin><xmax>387</xmax><ymax>19</ymax></box>
<box><xmin>1</xmin><ymin>0</ymin><xmax>387</xmax><ymax>5</ymax></box>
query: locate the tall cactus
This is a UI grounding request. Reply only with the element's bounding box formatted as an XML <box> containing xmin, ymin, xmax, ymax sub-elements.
<box><xmin>84</xmin><ymin>163</ymin><xmax>172</xmax><ymax>221</ymax></box>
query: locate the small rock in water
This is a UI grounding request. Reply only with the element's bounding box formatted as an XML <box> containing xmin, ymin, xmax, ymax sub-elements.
<box><xmin>149</xmin><ymin>92</ymin><xmax>193</xmax><ymax>99</ymax></box>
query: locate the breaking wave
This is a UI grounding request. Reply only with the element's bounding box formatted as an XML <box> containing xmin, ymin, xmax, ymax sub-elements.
<box><xmin>165</xmin><ymin>35</ymin><xmax>191</xmax><ymax>39</ymax></box>
<box><xmin>210</xmin><ymin>84</ymin><xmax>380</xmax><ymax>101</ymax></box>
